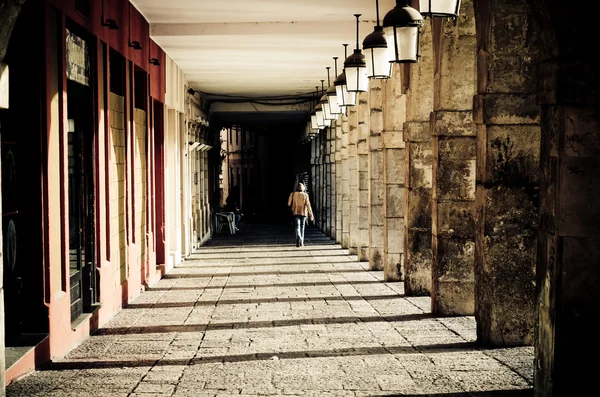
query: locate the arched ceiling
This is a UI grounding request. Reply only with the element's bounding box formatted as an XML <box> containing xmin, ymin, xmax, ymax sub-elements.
<box><xmin>130</xmin><ymin>0</ymin><xmax>397</xmax><ymax>125</ymax></box>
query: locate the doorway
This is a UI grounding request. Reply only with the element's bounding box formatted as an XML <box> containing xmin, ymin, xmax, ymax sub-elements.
<box><xmin>66</xmin><ymin>25</ymin><xmax>98</xmax><ymax>322</ymax></box>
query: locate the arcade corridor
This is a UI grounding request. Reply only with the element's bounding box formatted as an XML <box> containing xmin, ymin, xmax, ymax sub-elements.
<box><xmin>5</xmin><ymin>224</ymin><xmax>534</xmax><ymax>397</ymax></box>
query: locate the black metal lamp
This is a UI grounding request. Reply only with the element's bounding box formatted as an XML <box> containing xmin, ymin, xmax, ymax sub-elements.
<box><xmin>382</xmin><ymin>0</ymin><xmax>422</xmax><ymax>63</ymax></box>
<box><xmin>320</xmin><ymin>79</ymin><xmax>336</xmax><ymax>122</ymax></box>
<box><xmin>334</xmin><ymin>44</ymin><xmax>357</xmax><ymax>108</ymax></box>
<box><xmin>344</xmin><ymin>14</ymin><xmax>369</xmax><ymax>92</ymax></box>
<box><xmin>129</xmin><ymin>41</ymin><xmax>142</xmax><ymax>50</ymax></box>
<box><xmin>419</xmin><ymin>0</ymin><xmax>461</xmax><ymax>19</ymax></box>
<box><xmin>363</xmin><ymin>0</ymin><xmax>392</xmax><ymax>79</ymax></box>
<box><xmin>326</xmin><ymin>64</ymin><xmax>342</xmax><ymax>115</ymax></box>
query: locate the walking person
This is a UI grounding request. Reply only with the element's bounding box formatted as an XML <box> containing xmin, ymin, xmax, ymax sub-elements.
<box><xmin>288</xmin><ymin>182</ymin><xmax>314</xmax><ymax>247</ymax></box>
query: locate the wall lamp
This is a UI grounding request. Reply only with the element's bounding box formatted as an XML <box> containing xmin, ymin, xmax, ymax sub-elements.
<box><xmin>363</xmin><ymin>0</ymin><xmax>392</xmax><ymax>79</ymax></box>
<box><xmin>129</xmin><ymin>41</ymin><xmax>142</xmax><ymax>50</ymax></box>
<box><xmin>419</xmin><ymin>0</ymin><xmax>462</xmax><ymax>19</ymax></box>
<box><xmin>334</xmin><ymin>44</ymin><xmax>357</xmax><ymax>108</ymax></box>
<box><xmin>383</xmin><ymin>0</ymin><xmax>422</xmax><ymax>63</ymax></box>
<box><xmin>150</xmin><ymin>57</ymin><xmax>160</xmax><ymax>66</ymax></box>
<box><xmin>102</xmin><ymin>18</ymin><xmax>118</xmax><ymax>30</ymax></box>
<box><xmin>344</xmin><ymin>14</ymin><xmax>369</xmax><ymax>92</ymax></box>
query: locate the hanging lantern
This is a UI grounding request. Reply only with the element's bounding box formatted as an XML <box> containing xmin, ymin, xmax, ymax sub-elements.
<box><xmin>315</xmin><ymin>103</ymin><xmax>325</xmax><ymax>128</ymax></box>
<box><xmin>335</xmin><ymin>45</ymin><xmax>357</xmax><ymax>107</ymax></box>
<box><xmin>419</xmin><ymin>0</ymin><xmax>461</xmax><ymax>19</ymax></box>
<box><xmin>311</xmin><ymin>112</ymin><xmax>319</xmax><ymax>130</ymax></box>
<box><xmin>344</xmin><ymin>14</ymin><xmax>369</xmax><ymax>92</ymax></box>
<box><xmin>383</xmin><ymin>0</ymin><xmax>422</xmax><ymax>63</ymax></box>
<box><xmin>325</xmin><ymin>65</ymin><xmax>342</xmax><ymax>115</ymax></box>
<box><xmin>363</xmin><ymin>0</ymin><xmax>392</xmax><ymax>79</ymax></box>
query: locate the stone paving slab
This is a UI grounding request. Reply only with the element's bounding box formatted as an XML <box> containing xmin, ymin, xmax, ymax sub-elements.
<box><xmin>6</xmin><ymin>224</ymin><xmax>534</xmax><ymax>397</ymax></box>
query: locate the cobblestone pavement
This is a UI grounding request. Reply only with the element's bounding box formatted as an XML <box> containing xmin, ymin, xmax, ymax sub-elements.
<box><xmin>6</xmin><ymin>224</ymin><xmax>534</xmax><ymax>397</ymax></box>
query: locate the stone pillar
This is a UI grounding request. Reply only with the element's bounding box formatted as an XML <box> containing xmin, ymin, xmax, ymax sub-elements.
<box><xmin>328</xmin><ymin>123</ymin><xmax>336</xmax><ymax>239</ymax></box>
<box><xmin>536</xmin><ymin>74</ymin><xmax>600</xmax><ymax>397</ymax></box>
<box><xmin>356</xmin><ymin>93</ymin><xmax>370</xmax><ymax>261</ymax></box>
<box><xmin>341</xmin><ymin>115</ymin><xmax>350</xmax><ymax>248</ymax></box>
<box><xmin>431</xmin><ymin>3</ymin><xmax>477</xmax><ymax>316</ymax></box>
<box><xmin>369</xmin><ymin>80</ymin><xmax>385</xmax><ymax>270</ymax></box>
<box><xmin>347</xmin><ymin>102</ymin><xmax>359</xmax><ymax>255</ymax></box>
<box><xmin>335</xmin><ymin>117</ymin><xmax>343</xmax><ymax>242</ymax></box>
<box><xmin>382</xmin><ymin>64</ymin><xmax>407</xmax><ymax>281</ymax></box>
<box><xmin>474</xmin><ymin>0</ymin><xmax>540</xmax><ymax>346</ymax></box>
<box><xmin>327</xmin><ymin>125</ymin><xmax>335</xmax><ymax>237</ymax></box>
<box><xmin>404</xmin><ymin>20</ymin><xmax>434</xmax><ymax>295</ymax></box>
<box><xmin>319</xmin><ymin>128</ymin><xmax>326</xmax><ymax>233</ymax></box>
<box><xmin>310</xmin><ymin>137</ymin><xmax>318</xmax><ymax>222</ymax></box>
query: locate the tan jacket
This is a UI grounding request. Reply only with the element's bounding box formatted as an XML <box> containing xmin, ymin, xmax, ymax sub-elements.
<box><xmin>288</xmin><ymin>191</ymin><xmax>314</xmax><ymax>220</ymax></box>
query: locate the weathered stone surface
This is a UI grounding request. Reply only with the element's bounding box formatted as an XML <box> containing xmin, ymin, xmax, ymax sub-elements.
<box><xmin>479</xmin><ymin>94</ymin><xmax>540</xmax><ymax>126</ymax></box>
<box><xmin>435</xmin><ymin>201</ymin><xmax>476</xmax><ymax>239</ymax></box>
<box><xmin>385</xmin><ymin>184</ymin><xmax>405</xmax><ymax>218</ymax></box>
<box><xmin>485</xmin><ymin>125</ymin><xmax>540</xmax><ymax>186</ymax></box>
<box><xmin>436</xmin><ymin>156</ymin><xmax>476</xmax><ymax>201</ymax></box>
<box><xmin>385</xmin><ymin>148</ymin><xmax>406</xmax><ymax>185</ymax></box>
<box><xmin>432</xmin><ymin>110</ymin><xmax>475</xmax><ymax>137</ymax></box>
<box><xmin>432</xmin><ymin>280</ymin><xmax>475</xmax><ymax>316</ymax></box>
<box><xmin>433</xmin><ymin>237</ymin><xmax>476</xmax><ymax>282</ymax></box>
<box><xmin>405</xmin><ymin>228</ymin><xmax>432</xmax><ymax>296</ymax></box>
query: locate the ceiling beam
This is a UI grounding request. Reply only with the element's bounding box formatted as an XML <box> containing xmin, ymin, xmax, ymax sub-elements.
<box><xmin>151</xmin><ymin>20</ymin><xmax>376</xmax><ymax>37</ymax></box>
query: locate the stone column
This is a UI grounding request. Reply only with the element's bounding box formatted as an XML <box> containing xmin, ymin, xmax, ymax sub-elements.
<box><xmin>431</xmin><ymin>3</ymin><xmax>477</xmax><ymax>316</ymax></box>
<box><xmin>347</xmin><ymin>102</ymin><xmax>359</xmax><ymax>255</ymax></box>
<box><xmin>326</xmin><ymin>125</ymin><xmax>334</xmax><ymax>237</ymax></box>
<box><xmin>335</xmin><ymin>117</ymin><xmax>343</xmax><ymax>242</ymax></box>
<box><xmin>321</xmin><ymin>130</ymin><xmax>328</xmax><ymax>233</ymax></box>
<box><xmin>404</xmin><ymin>20</ymin><xmax>434</xmax><ymax>295</ymax></box>
<box><xmin>310</xmin><ymin>137</ymin><xmax>318</xmax><ymax>223</ymax></box>
<box><xmin>328</xmin><ymin>124</ymin><xmax>336</xmax><ymax>239</ymax></box>
<box><xmin>356</xmin><ymin>93</ymin><xmax>370</xmax><ymax>261</ymax></box>
<box><xmin>341</xmin><ymin>115</ymin><xmax>350</xmax><ymax>248</ymax></box>
<box><xmin>369</xmin><ymin>80</ymin><xmax>385</xmax><ymax>270</ymax></box>
<box><xmin>474</xmin><ymin>0</ymin><xmax>540</xmax><ymax>346</ymax></box>
<box><xmin>382</xmin><ymin>64</ymin><xmax>407</xmax><ymax>281</ymax></box>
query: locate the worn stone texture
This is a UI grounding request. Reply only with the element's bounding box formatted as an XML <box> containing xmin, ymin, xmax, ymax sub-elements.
<box><xmin>431</xmin><ymin>4</ymin><xmax>477</xmax><ymax>318</ymax></box>
<box><xmin>537</xmin><ymin>103</ymin><xmax>600</xmax><ymax>395</ymax></box>
<box><xmin>340</xmin><ymin>118</ymin><xmax>350</xmax><ymax>249</ymax></box>
<box><xmin>369</xmin><ymin>80</ymin><xmax>385</xmax><ymax>271</ymax></box>
<box><xmin>403</xmin><ymin>16</ymin><xmax>434</xmax><ymax>297</ymax></box>
<box><xmin>435</xmin><ymin>138</ymin><xmax>476</xmax><ymax>201</ymax></box>
<box><xmin>4</xmin><ymin>224</ymin><xmax>534</xmax><ymax>397</ymax></box>
<box><xmin>348</xmin><ymin>106</ymin><xmax>359</xmax><ymax>255</ymax></box>
<box><xmin>335</xmin><ymin>120</ymin><xmax>343</xmax><ymax>242</ymax></box>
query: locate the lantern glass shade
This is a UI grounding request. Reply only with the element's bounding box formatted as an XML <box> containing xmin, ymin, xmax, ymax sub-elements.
<box><xmin>316</xmin><ymin>107</ymin><xmax>325</xmax><ymax>127</ymax></box>
<box><xmin>345</xmin><ymin>64</ymin><xmax>369</xmax><ymax>92</ymax></box>
<box><xmin>323</xmin><ymin>102</ymin><xmax>335</xmax><ymax>120</ymax></box>
<box><xmin>345</xmin><ymin>89</ymin><xmax>357</xmax><ymax>106</ymax></box>
<box><xmin>324</xmin><ymin>118</ymin><xmax>332</xmax><ymax>127</ymax></box>
<box><xmin>419</xmin><ymin>0</ymin><xmax>461</xmax><ymax>18</ymax></box>
<box><xmin>365</xmin><ymin>46</ymin><xmax>393</xmax><ymax>78</ymax></box>
<box><xmin>311</xmin><ymin>114</ymin><xmax>319</xmax><ymax>130</ymax></box>
<box><xmin>382</xmin><ymin>0</ymin><xmax>422</xmax><ymax>63</ymax></box>
<box><xmin>363</xmin><ymin>26</ymin><xmax>392</xmax><ymax>79</ymax></box>
<box><xmin>384</xmin><ymin>25</ymin><xmax>420</xmax><ymax>63</ymax></box>
<box><xmin>327</xmin><ymin>86</ymin><xmax>342</xmax><ymax>114</ymax></box>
